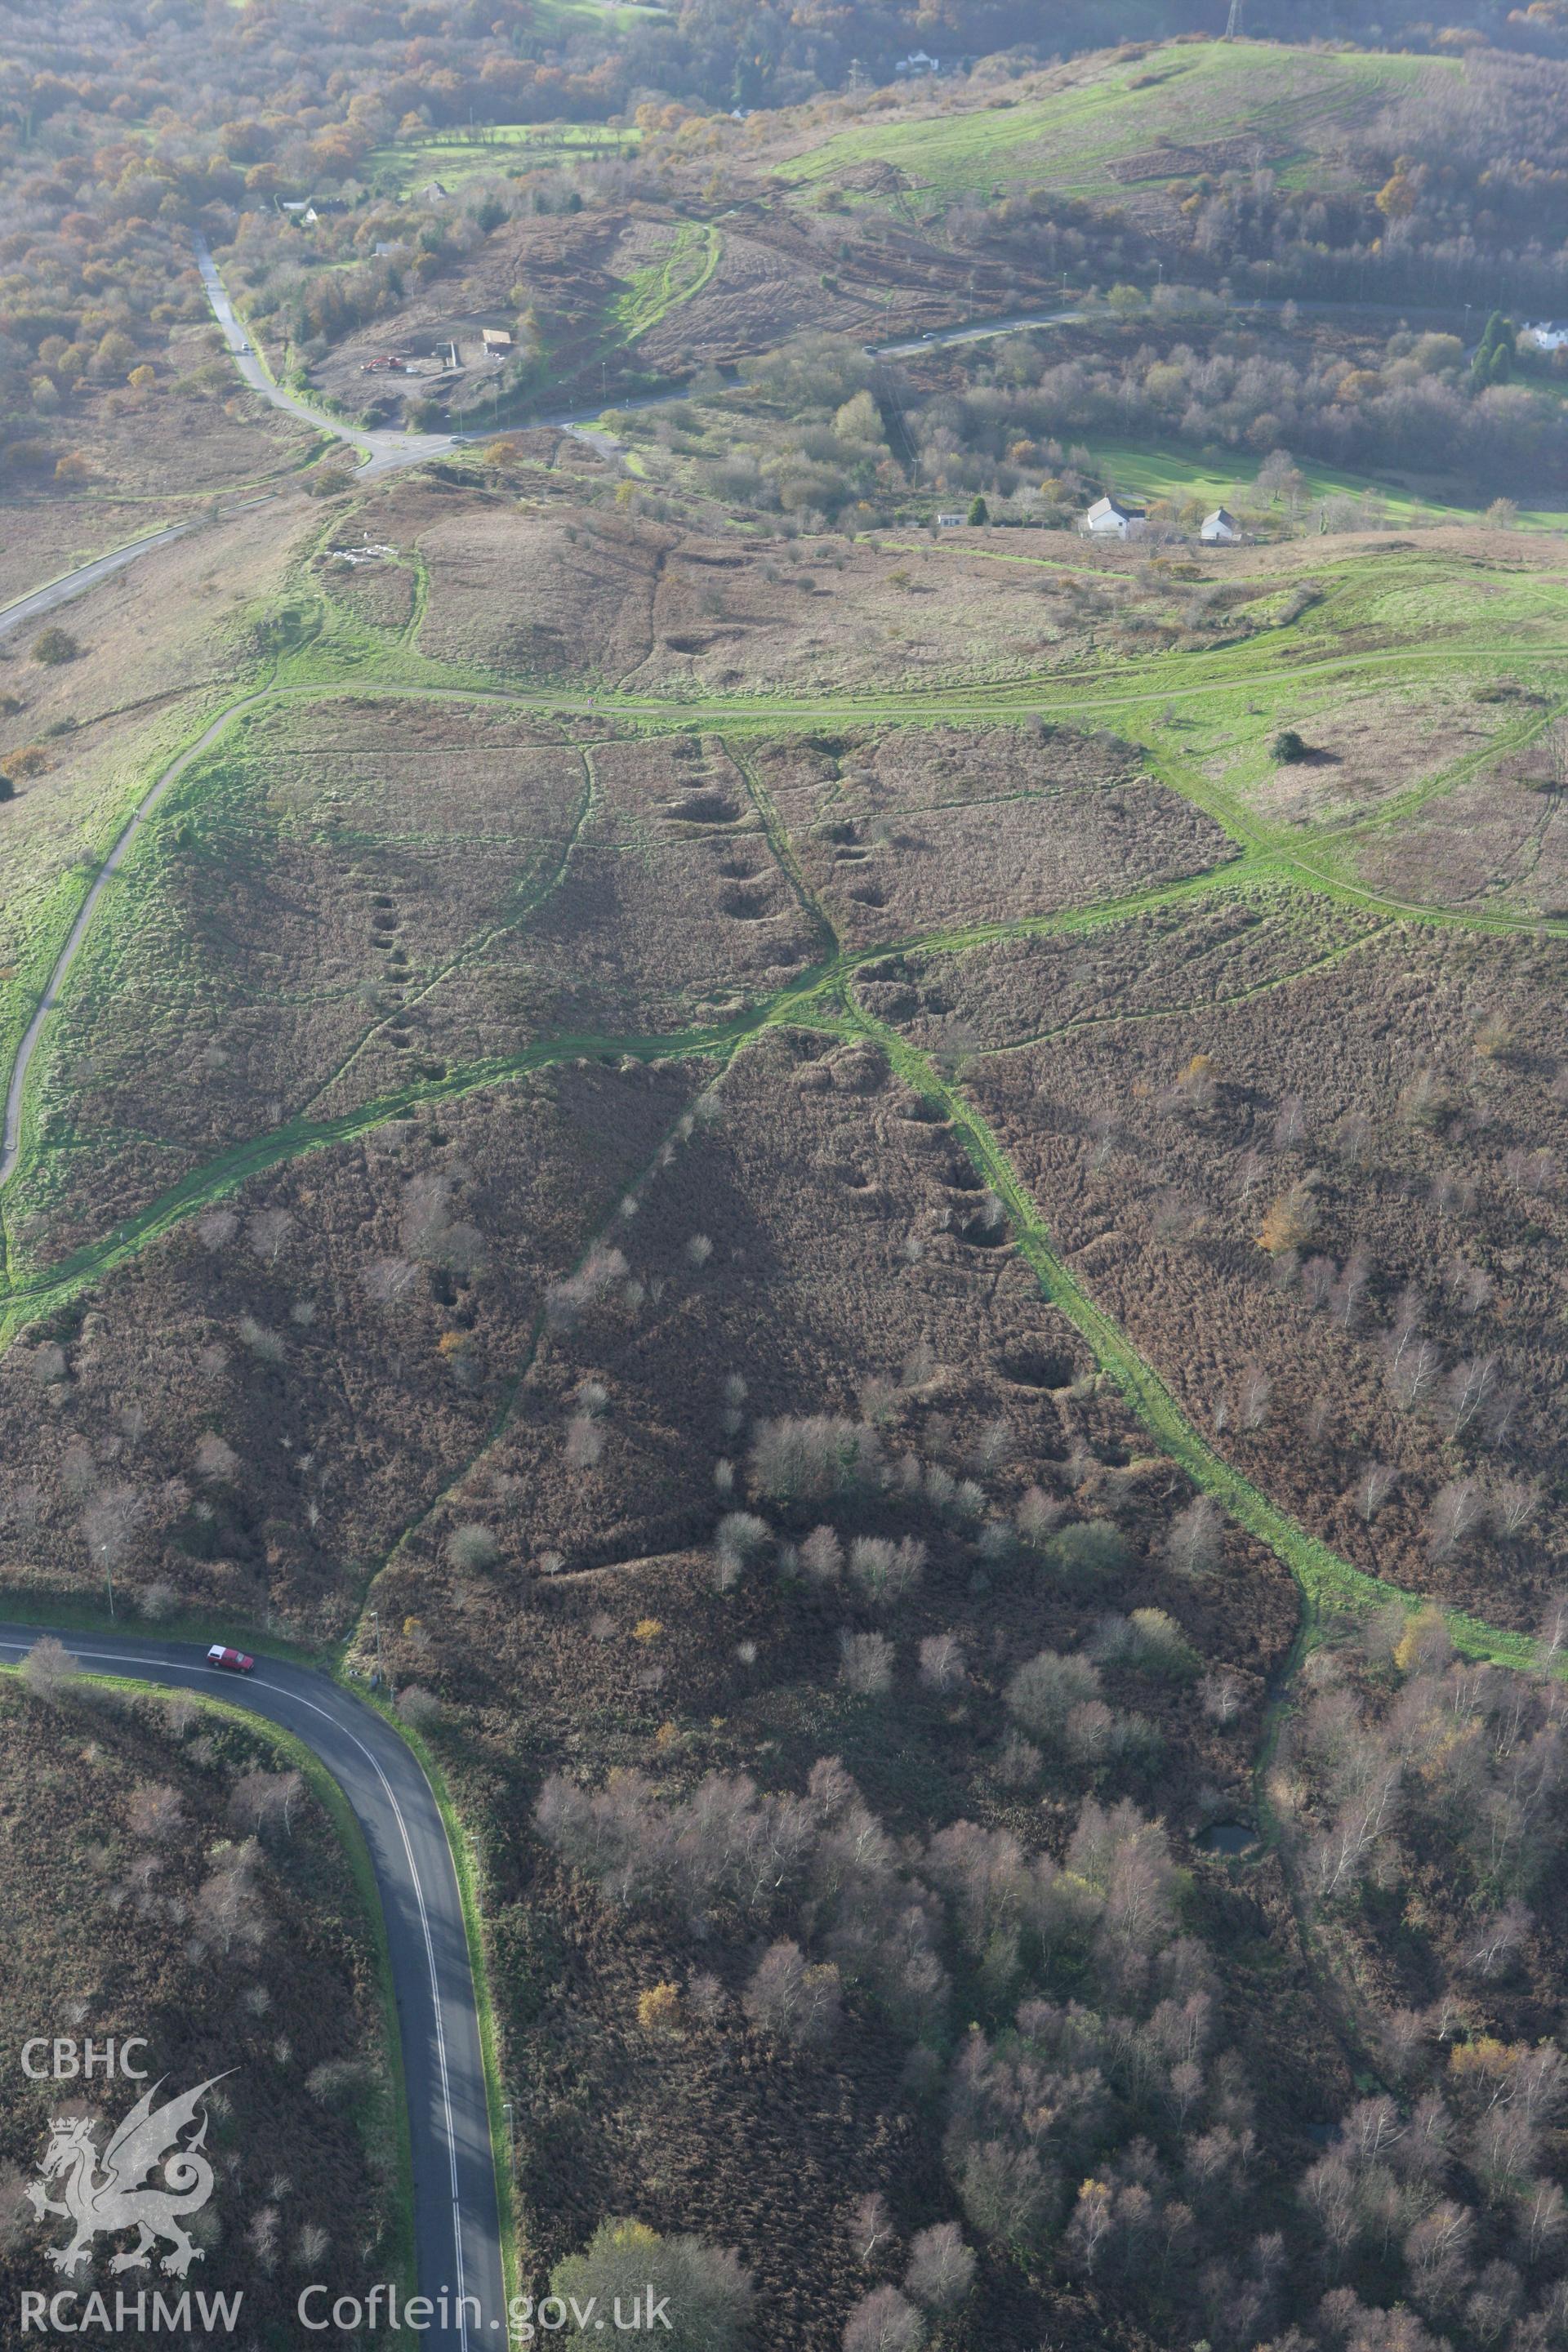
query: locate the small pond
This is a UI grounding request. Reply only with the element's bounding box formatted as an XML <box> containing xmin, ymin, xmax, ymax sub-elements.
<box><xmin>1196</xmin><ymin>1821</ymin><xmax>1260</xmax><ymax>1857</ymax></box>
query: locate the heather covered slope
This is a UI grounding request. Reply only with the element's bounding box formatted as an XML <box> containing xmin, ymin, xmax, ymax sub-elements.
<box><xmin>6</xmin><ymin>20</ymin><xmax>1568</xmax><ymax>2343</ymax></box>
<box><xmin>2</xmin><ymin>433</ymin><xmax>1568</xmax><ymax>2349</ymax></box>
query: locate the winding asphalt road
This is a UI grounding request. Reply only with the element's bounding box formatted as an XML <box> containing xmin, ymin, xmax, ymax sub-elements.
<box><xmin>0</xmin><ymin>523</ymin><xmax>200</xmax><ymax>645</ymax></box>
<box><xmin>0</xmin><ymin>480</ymin><xmax>283</xmax><ymax>652</ymax></box>
<box><xmin>0</xmin><ymin>265</ymin><xmax>1218</xmax><ymax>1196</ymax></box>
<box><xmin>194</xmin><ymin>241</ymin><xmax>462</xmax><ymax>479</ymax></box>
<box><xmin>0</xmin><ymin>250</ymin><xmax>1496</xmax><ymax>2325</ymax></box>
<box><xmin>0</xmin><ymin>1625</ymin><xmax>505</xmax><ymax>2350</ymax></box>
<box><xmin>875</xmin><ymin>304</ymin><xmax>1085</xmax><ymax>357</ymax></box>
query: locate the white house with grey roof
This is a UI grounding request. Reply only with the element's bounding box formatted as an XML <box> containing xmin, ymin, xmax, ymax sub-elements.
<box><xmin>1081</xmin><ymin>494</ymin><xmax>1145</xmax><ymax>538</ymax></box>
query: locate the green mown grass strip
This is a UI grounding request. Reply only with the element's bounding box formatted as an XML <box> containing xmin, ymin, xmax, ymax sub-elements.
<box><xmin>857</xmin><ymin>1004</ymin><xmax>1544</xmax><ymax>1673</ymax></box>
<box><xmin>7</xmin><ymin>829</ymin><xmax>1549</xmax><ymax>1339</ymax></box>
<box><xmin>0</xmin><ymin>1019</ymin><xmax>759</xmax><ymax>1338</ymax></box>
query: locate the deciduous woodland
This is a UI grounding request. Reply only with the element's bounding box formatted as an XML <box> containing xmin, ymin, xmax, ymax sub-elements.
<box><xmin>4</xmin><ymin>10</ymin><xmax>1568</xmax><ymax>2351</ymax></box>
<box><xmin>0</xmin><ymin>1664</ymin><xmax>397</xmax><ymax>2328</ymax></box>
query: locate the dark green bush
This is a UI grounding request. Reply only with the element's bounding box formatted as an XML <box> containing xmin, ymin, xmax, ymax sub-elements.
<box><xmin>31</xmin><ymin>625</ymin><xmax>79</xmax><ymax>665</ymax></box>
<box><xmin>1041</xmin><ymin>1520</ymin><xmax>1130</xmax><ymax>1579</ymax></box>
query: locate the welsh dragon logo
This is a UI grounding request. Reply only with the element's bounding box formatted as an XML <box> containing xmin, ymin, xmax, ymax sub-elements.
<box><xmin>26</xmin><ymin>2075</ymin><xmax>228</xmax><ymax>2278</ymax></box>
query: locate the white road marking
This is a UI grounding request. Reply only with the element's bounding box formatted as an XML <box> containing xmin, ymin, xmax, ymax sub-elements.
<box><xmin>271</xmin><ymin>1677</ymin><xmax>472</xmax><ymax>2352</ymax></box>
<box><xmin>0</xmin><ymin>1640</ymin><xmax>474</xmax><ymax>2350</ymax></box>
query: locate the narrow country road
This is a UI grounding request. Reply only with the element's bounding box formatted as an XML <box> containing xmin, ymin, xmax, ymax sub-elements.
<box><xmin>194</xmin><ymin>241</ymin><xmax>461</xmax><ymax>479</ymax></box>
<box><xmin>0</xmin><ymin>488</ymin><xmax>273</xmax><ymax>652</ymax></box>
<box><xmin>873</xmin><ymin>305</ymin><xmax>1085</xmax><ymax>357</ymax></box>
<box><xmin>0</xmin><ymin>523</ymin><xmax>198</xmax><ymax>643</ymax></box>
<box><xmin>0</xmin><ymin>1625</ymin><xmax>506</xmax><ymax>2352</ymax></box>
<box><xmin>194</xmin><ymin>239</ymin><xmax>677</xmax><ymax>467</ymax></box>
<box><xmin>866</xmin><ymin>291</ymin><xmax>1466</xmax><ymax>361</ymax></box>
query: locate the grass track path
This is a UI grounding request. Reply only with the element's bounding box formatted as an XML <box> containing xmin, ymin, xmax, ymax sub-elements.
<box><xmin>11</xmin><ymin>212</ymin><xmax>1561</xmax><ymax>2345</ymax></box>
<box><xmin>855</xmin><ymin>1000</ymin><xmax>1543</xmax><ymax>1671</ymax></box>
<box><xmin>0</xmin><ymin>689</ymin><xmax>272</xmax><ymax>1192</ymax></box>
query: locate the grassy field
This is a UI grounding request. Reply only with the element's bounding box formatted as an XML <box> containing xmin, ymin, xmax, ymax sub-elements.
<box><xmin>7</xmin><ymin>510</ymin><xmax>1567</xmax><ymax>1360</ymax></box>
<box><xmin>528</xmin><ymin>0</ymin><xmax>663</xmax><ymax>28</ymax></box>
<box><xmin>589</xmin><ymin>383</ymin><xmax>1568</xmax><ymax>535</ymax></box>
<box><xmin>1083</xmin><ymin>438</ymin><xmax>1568</xmax><ymax>531</ymax></box>
<box><xmin>777</xmin><ymin>39</ymin><xmax>1451</xmax><ymax>204</ymax></box>
<box><xmin>6</xmin><ymin>510</ymin><xmax>1568</xmax><ymax>1641</ymax></box>
<box><xmin>368</xmin><ymin>119</ymin><xmax>640</xmax><ymax>195</ymax></box>
<box><xmin>0</xmin><ymin>690</ymin><xmax>609</xmax><ymax>1268</ymax></box>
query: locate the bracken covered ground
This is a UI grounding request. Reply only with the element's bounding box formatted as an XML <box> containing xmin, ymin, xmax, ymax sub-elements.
<box><xmin>0</xmin><ymin>1673</ymin><xmax>395</xmax><ymax>2325</ymax></box>
<box><xmin>5</xmin><ymin>445</ymin><xmax>1568</xmax><ymax>2352</ymax></box>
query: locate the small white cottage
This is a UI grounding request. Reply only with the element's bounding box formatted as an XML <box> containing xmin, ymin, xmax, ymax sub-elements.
<box><xmin>1200</xmin><ymin>507</ymin><xmax>1240</xmax><ymax>543</ymax></box>
<box><xmin>1081</xmin><ymin>494</ymin><xmax>1145</xmax><ymax>539</ymax></box>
